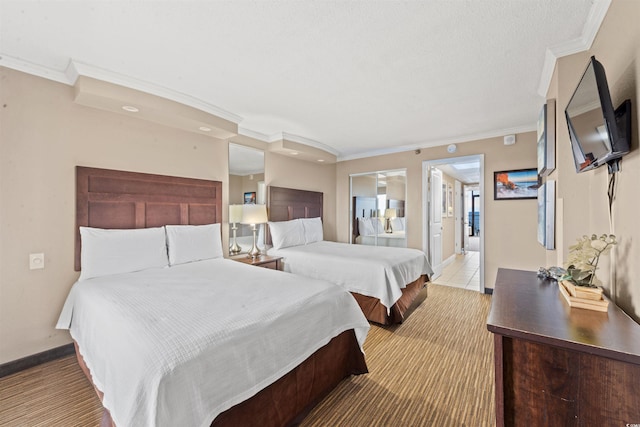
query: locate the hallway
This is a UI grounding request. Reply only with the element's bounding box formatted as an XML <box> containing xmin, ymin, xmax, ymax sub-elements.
<box><xmin>432</xmin><ymin>248</ymin><xmax>480</xmax><ymax>292</ymax></box>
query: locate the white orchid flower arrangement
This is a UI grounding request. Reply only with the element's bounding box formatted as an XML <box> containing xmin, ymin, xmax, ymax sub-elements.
<box><xmin>563</xmin><ymin>234</ymin><xmax>617</xmax><ymax>288</ymax></box>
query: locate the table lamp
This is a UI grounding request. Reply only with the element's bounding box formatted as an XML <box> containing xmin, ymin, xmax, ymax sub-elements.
<box><xmin>229</xmin><ymin>204</ymin><xmax>243</xmax><ymax>255</ymax></box>
<box><xmin>241</xmin><ymin>204</ymin><xmax>268</xmax><ymax>259</ymax></box>
<box><xmin>384</xmin><ymin>208</ymin><xmax>396</xmax><ymax>233</ymax></box>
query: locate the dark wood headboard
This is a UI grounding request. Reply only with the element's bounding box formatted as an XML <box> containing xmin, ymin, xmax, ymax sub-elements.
<box><xmin>267</xmin><ymin>186</ymin><xmax>323</xmax><ymax>222</ymax></box>
<box><xmin>75</xmin><ymin>166</ymin><xmax>222</xmax><ymax>270</ymax></box>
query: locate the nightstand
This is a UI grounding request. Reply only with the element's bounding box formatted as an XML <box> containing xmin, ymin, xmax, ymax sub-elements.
<box><xmin>230</xmin><ymin>254</ymin><xmax>282</xmax><ymax>270</ymax></box>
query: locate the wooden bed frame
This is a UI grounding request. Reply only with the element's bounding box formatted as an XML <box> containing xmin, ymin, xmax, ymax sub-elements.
<box><xmin>268</xmin><ymin>186</ymin><xmax>427</xmax><ymax>325</ymax></box>
<box><xmin>74</xmin><ymin>167</ymin><xmax>367</xmax><ymax>426</ymax></box>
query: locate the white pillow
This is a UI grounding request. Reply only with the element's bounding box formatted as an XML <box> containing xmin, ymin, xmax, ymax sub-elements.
<box><xmin>370</xmin><ymin>217</ymin><xmax>385</xmax><ymax>234</ymax></box>
<box><xmin>300</xmin><ymin>217</ymin><xmax>323</xmax><ymax>244</ymax></box>
<box><xmin>79</xmin><ymin>226</ymin><xmax>168</xmax><ymax>281</ymax></box>
<box><xmin>391</xmin><ymin>217</ymin><xmax>404</xmax><ymax>231</ymax></box>
<box><xmin>268</xmin><ymin>219</ymin><xmax>306</xmax><ymax>250</ymax></box>
<box><xmin>357</xmin><ymin>218</ymin><xmax>367</xmax><ymax>235</ymax></box>
<box><xmin>165</xmin><ymin>223</ymin><xmax>223</xmax><ymax>266</ymax></box>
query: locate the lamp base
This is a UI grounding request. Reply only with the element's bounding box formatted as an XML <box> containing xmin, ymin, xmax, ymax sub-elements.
<box><xmin>246</xmin><ymin>225</ymin><xmax>262</xmax><ymax>259</ymax></box>
<box><xmin>230</xmin><ymin>225</ymin><xmax>242</xmax><ymax>255</ymax></box>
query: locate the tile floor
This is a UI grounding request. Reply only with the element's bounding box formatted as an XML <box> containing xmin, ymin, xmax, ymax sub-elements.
<box><xmin>432</xmin><ymin>249</ymin><xmax>480</xmax><ymax>292</ymax></box>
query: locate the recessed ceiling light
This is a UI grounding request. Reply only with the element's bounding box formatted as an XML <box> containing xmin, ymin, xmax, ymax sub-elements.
<box><xmin>199</xmin><ymin>126</ymin><xmax>211</xmax><ymax>132</ymax></box>
<box><xmin>290</xmin><ymin>151</ymin><xmax>299</xmax><ymax>156</ymax></box>
<box><xmin>121</xmin><ymin>105</ymin><xmax>139</xmax><ymax>113</ymax></box>
<box><xmin>317</xmin><ymin>159</ymin><xmax>325</xmax><ymax>162</ymax></box>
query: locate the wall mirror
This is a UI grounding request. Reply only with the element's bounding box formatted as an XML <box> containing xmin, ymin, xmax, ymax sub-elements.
<box><xmin>350</xmin><ymin>169</ymin><xmax>406</xmax><ymax>248</ymax></box>
<box><xmin>228</xmin><ymin>143</ymin><xmax>265</xmax><ymax>254</ymax></box>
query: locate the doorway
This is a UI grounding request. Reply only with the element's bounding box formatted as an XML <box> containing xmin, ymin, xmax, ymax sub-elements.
<box><xmin>422</xmin><ymin>155</ymin><xmax>484</xmax><ymax>292</ymax></box>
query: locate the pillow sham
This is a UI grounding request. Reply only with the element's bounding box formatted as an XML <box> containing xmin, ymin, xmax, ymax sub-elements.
<box><xmin>79</xmin><ymin>226</ymin><xmax>168</xmax><ymax>281</ymax></box>
<box><xmin>165</xmin><ymin>223</ymin><xmax>223</xmax><ymax>266</ymax></box>
<box><xmin>268</xmin><ymin>219</ymin><xmax>306</xmax><ymax>250</ymax></box>
<box><xmin>368</xmin><ymin>217</ymin><xmax>385</xmax><ymax>234</ymax></box>
<box><xmin>300</xmin><ymin>217</ymin><xmax>323</xmax><ymax>244</ymax></box>
<box><xmin>391</xmin><ymin>217</ymin><xmax>405</xmax><ymax>231</ymax></box>
<box><xmin>358</xmin><ymin>218</ymin><xmax>371</xmax><ymax>236</ymax></box>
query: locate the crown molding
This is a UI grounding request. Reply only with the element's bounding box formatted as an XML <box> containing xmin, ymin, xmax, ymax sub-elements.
<box><xmin>537</xmin><ymin>0</ymin><xmax>611</xmax><ymax>96</ymax></box>
<box><xmin>0</xmin><ymin>54</ymin><xmax>70</xmax><ymax>84</ymax></box>
<box><xmin>338</xmin><ymin>124</ymin><xmax>536</xmax><ymax>162</ymax></box>
<box><xmin>0</xmin><ymin>54</ymin><xmax>243</xmax><ymax>125</ymax></box>
<box><xmin>67</xmin><ymin>61</ymin><xmax>243</xmax><ymax>124</ymax></box>
<box><xmin>278</xmin><ymin>132</ymin><xmax>340</xmax><ymax>156</ymax></box>
<box><xmin>237</xmin><ymin>126</ymin><xmax>271</xmax><ymax>142</ymax></box>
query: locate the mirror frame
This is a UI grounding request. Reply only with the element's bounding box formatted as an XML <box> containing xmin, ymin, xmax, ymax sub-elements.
<box><xmin>349</xmin><ymin>169</ymin><xmax>407</xmax><ymax>247</ymax></box>
<box><xmin>228</xmin><ymin>142</ymin><xmax>265</xmax><ymax>254</ymax></box>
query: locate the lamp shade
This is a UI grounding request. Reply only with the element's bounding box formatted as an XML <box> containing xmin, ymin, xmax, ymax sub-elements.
<box><xmin>229</xmin><ymin>204</ymin><xmax>243</xmax><ymax>223</ymax></box>
<box><xmin>384</xmin><ymin>208</ymin><xmax>397</xmax><ymax>219</ymax></box>
<box><xmin>241</xmin><ymin>204</ymin><xmax>268</xmax><ymax>225</ymax></box>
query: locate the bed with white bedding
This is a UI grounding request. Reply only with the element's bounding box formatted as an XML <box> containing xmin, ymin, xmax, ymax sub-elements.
<box><xmin>269</xmin><ymin>239</ymin><xmax>432</xmax><ymax>324</ymax></box>
<box><xmin>57</xmin><ymin>258</ymin><xmax>369</xmax><ymax>427</ymax></box>
<box><xmin>66</xmin><ymin>167</ymin><xmax>369</xmax><ymax>427</ymax></box>
<box><xmin>356</xmin><ymin>231</ymin><xmax>407</xmax><ymax>247</ymax></box>
<box><xmin>266</xmin><ymin>186</ymin><xmax>434</xmax><ymax>325</ymax></box>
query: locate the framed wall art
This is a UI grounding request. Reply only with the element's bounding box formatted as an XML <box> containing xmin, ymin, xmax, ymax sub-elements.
<box><xmin>243</xmin><ymin>191</ymin><xmax>256</xmax><ymax>204</ymax></box>
<box><xmin>537</xmin><ymin>180</ymin><xmax>555</xmax><ymax>250</ymax></box>
<box><xmin>494</xmin><ymin>168</ymin><xmax>539</xmax><ymax>200</ymax></box>
<box><xmin>537</xmin><ymin>99</ymin><xmax>556</xmax><ymax>177</ymax></box>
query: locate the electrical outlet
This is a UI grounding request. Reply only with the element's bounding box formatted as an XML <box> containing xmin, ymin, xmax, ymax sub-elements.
<box><xmin>29</xmin><ymin>253</ymin><xmax>45</xmax><ymax>270</ymax></box>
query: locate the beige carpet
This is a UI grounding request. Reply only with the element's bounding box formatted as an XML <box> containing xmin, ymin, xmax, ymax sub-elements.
<box><xmin>0</xmin><ymin>284</ymin><xmax>494</xmax><ymax>427</ymax></box>
<box><xmin>302</xmin><ymin>284</ymin><xmax>495</xmax><ymax>426</ymax></box>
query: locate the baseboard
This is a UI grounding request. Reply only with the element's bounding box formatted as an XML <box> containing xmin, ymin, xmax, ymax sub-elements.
<box><xmin>442</xmin><ymin>253</ymin><xmax>457</xmax><ymax>268</ymax></box>
<box><xmin>484</xmin><ymin>288</ymin><xmax>494</xmax><ymax>295</ymax></box>
<box><xmin>0</xmin><ymin>343</ymin><xmax>75</xmax><ymax>378</ymax></box>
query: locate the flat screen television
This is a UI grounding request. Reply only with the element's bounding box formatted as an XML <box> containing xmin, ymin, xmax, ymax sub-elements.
<box><xmin>565</xmin><ymin>56</ymin><xmax>631</xmax><ymax>173</ymax></box>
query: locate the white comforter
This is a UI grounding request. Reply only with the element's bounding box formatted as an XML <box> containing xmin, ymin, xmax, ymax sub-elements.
<box><xmin>269</xmin><ymin>241</ymin><xmax>433</xmax><ymax>310</ymax></box>
<box><xmin>56</xmin><ymin>258</ymin><xmax>369</xmax><ymax>427</ymax></box>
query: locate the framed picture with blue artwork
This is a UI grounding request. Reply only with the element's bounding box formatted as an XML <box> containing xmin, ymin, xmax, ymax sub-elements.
<box><xmin>494</xmin><ymin>168</ymin><xmax>540</xmax><ymax>200</ymax></box>
<box><xmin>537</xmin><ymin>180</ymin><xmax>555</xmax><ymax>250</ymax></box>
<box><xmin>243</xmin><ymin>191</ymin><xmax>256</xmax><ymax>204</ymax></box>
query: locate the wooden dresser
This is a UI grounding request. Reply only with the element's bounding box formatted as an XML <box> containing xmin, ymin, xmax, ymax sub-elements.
<box><xmin>487</xmin><ymin>268</ymin><xmax>640</xmax><ymax>426</ymax></box>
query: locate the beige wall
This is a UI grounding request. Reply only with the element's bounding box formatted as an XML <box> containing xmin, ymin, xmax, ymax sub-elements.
<box><xmin>547</xmin><ymin>0</ymin><xmax>640</xmax><ymax>321</ymax></box>
<box><xmin>337</xmin><ymin>132</ymin><xmax>547</xmax><ymax>291</ymax></box>
<box><xmin>265</xmin><ymin>151</ymin><xmax>337</xmax><ymax>241</ymax></box>
<box><xmin>0</xmin><ymin>67</ymin><xmax>230</xmax><ymax>363</ymax></box>
<box><xmin>229</xmin><ymin>173</ymin><xmax>264</xmax><ymax>205</ymax></box>
<box><xmin>385</xmin><ymin>176</ymin><xmax>406</xmax><ymax>201</ymax></box>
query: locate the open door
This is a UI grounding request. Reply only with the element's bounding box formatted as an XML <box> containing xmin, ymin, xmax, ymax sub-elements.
<box><xmin>423</xmin><ymin>155</ymin><xmax>484</xmax><ymax>293</ymax></box>
<box><xmin>428</xmin><ymin>168</ymin><xmax>444</xmax><ymax>278</ymax></box>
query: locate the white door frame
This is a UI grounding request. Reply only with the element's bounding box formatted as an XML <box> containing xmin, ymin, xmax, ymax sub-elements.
<box><xmin>422</xmin><ymin>155</ymin><xmax>485</xmax><ymax>292</ymax></box>
<box><xmin>427</xmin><ymin>167</ymin><xmax>444</xmax><ymax>278</ymax></box>
<box><xmin>454</xmin><ymin>180</ymin><xmax>462</xmax><ymax>254</ymax></box>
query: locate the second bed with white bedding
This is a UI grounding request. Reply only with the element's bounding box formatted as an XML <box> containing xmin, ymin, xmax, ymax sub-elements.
<box><xmin>269</xmin><ymin>240</ymin><xmax>433</xmax><ymax>310</ymax></box>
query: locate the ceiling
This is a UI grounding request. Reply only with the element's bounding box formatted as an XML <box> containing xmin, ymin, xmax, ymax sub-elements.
<box><xmin>0</xmin><ymin>1</ymin><xmax>609</xmax><ymax>160</ymax></box>
<box><xmin>438</xmin><ymin>161</ymin><xmax>481</xmax><ymax>185</ymax></box>
<box><xmin>229</xmin><ymin>143</ymin><xmax>264</xmax><ymax>176</ymax></box>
